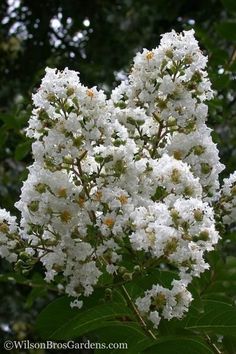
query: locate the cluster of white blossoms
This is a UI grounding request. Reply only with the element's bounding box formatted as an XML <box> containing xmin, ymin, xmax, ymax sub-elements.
<box><xmin>220</xmin><ymin>171</ymin><xmax>236</xmax><ymax>225</ymax></box>
<box><xmin>136</xmin><ymin>279</ymin><xmax>193</xmax><ymax>328</ymax></box>
<box><xmin>0</xmin><ymin>29</ymin><xmax>235</xmax><ymax>329</ymax></box>
<box><xmin>0</xmin><ymin>209</ymin><xmax>19</xmax><ymax>263</ymax></box>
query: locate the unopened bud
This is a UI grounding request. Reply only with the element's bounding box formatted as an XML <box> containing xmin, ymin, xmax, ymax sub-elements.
<box><xmin>199</xmin><ymin>230</ymin><xmax>209</xmax><ymax>241</ymax></box>
<box><xmin>105</xmin><ymin>288</ymin><xmax>112</xmax><ymax>299</ymax></box>
<box><xmin>133</xmin><ymin>265</ymin><xmax>141</xmax><ymax>273</ymax></box>
<box><xmin>0</xmin><ymin>222</ymin><xmax>9</xmax><ymax>233</ymax></box>
<box><xmin>118</xmin><ymin>266</ymin><xmax>126</xmax><ymax>275</ymax></box>
<box><xmin>201</xmin><ymin>163</ymin><xmax>212</xmax><ymax>175</ymax></box>
<box><xmin>194</xmin><ymin>209</ymin><xmax>204</xmax><ymax>222</ymax></box>
<box><xmin>67</xmin><ymin>87</ymin><xmax>75</xmax><ymax>96</ymax></box>
<box><xmin>193</xmin><ymin>145</ymin><xmax>205</xmax><ymax>156</ymax></box>
<box><xmin>122</xmin><ymin>272</ymin><xmax>133</xmax><ymax>281</ymax></box>
<box><xmin>28</xmin><ymin>201</ymin><xmax>39</xmax><ymax>212</ymax></box>
<box><xmin>35</xmin><ymin>183</ymin><xmax>47</xmax><ymax>194</ymax></box>
<box><xmin>171</xmin><ymin>168</ymin><xmax>181</xmax><ymax>184</ymax></box>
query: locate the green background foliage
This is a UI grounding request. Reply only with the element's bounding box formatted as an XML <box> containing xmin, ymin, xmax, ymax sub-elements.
<box><xmin>0</xmin><ymin>0</ymin><xmax>236</xmax><ymax>353</ymax></box>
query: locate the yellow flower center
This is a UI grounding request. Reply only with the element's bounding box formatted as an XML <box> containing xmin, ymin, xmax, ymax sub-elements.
<box><xmin>117</xmin><ymin>195</ymin><xmax>128</xmax><ymax>205</ymax></box>
<box><xmin>60</xmin><ymin>210</ymin><xmax>72</xmax><ymax>223</ymax></box>
<box><xmin>0</xmin><ymin>222</ymin><xmax>9</xmax><ymax>233</ymax></box>
<box><xmin>76</xmin><ymin>196</ymin><xmax>85</xmax><ymax>207</ymax></box>
<box><xmin>146</xmin><ymin>51</ymin><xmax>154</xmax><ymax>60</ymax></box>
<box><xmin>94</xmin><ymin>191</ymin><xmax>103</xmax><ymax>201</ymax></box>
<box><xmin>57</xmin><ymin>188</ymin><xmax>67</xmax><ymax>198</ymax></box>
<box><xmin>104</xmin><ymin>218</ymin><xmax>114</xmax><ymax>228</ymax></box>
<box><xmin>146</xmin><ymin>231</ymin><xmax>156</xmax><ymax>246</ymax></box>
<box><xmin>86</xmin><ymin>89</ymin><xmax>94</xmax><ymax>98</ymax></box>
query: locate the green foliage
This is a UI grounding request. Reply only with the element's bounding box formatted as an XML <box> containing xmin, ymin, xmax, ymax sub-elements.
<box><xmin>185</xmin><ymin>300</ymin><xmax>236</xmax><ymax>335</ymax></box>
<box><xmin>34</xmin><ymin>261</ymin><xmax>236</xmax><ymax>353</ymax></box>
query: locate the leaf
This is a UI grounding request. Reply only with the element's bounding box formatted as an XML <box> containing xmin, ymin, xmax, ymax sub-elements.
<box><xmin>125</xmin><ymin>269</ymin><xmax>177</xmax><ymax>299</ymax></box>
<box><xmin>142</xmin><ymin>336</ymin><xmax>214</xmax><ymax>354</ymax></box>
<box><xmin>222</xmin><ymin>335</ymin><xmax>236</xmax><ymax>354</ymax></box>
<box><xmin>0</xmin><ymin>272</ymin><xmax>27</xmax><ymax>283</ymax></box>
<box><xmin>25</xmin><ymin>273</ymin><xmax>48</xmax><ymax>309</ymax></box>
<box><xmin>216</xmin><ymin>21</ymin><xmax>236</xmax><ymax>41</ymax></box>
<box><xmin>14</xmin><ymin>140</ymin><xmax>32</xmax><ymax>160</ymax></box>
<box><xmin>0</xmin><ymin>113</ymin><xmax>17</xmax><ymax>129</ymax></box>
<box><xmin>0</xmin><ymin>128</ymin><xmax>7</xmax><ymax>147</ymax></box>
<box><xmin>36</xmin><ymin>290</ymin><xmax>135</xmax><ymax>340</ymax></box>
<box><xmin>211</xmin><ymin>73</ymin><xmax>230</xmax><ymax>90</ymax></box>
<box><xmin>185</xmin><ymin>300</ymin><xmax>236</xmax><ymax>335</ymax></box>
<box><xmin>221</xmin><ymin>0</ymin><xmax>236</xmax><ymax>13</ymax></box>
<box><xmin>90</xmin><ymin>322</ymin><xmax>155</xmax><ymax>354</ymax></box>
<box><xmin>25</xmin><ymin>286</ymin><xmax>47</xmax><ymax>309</ymax></box>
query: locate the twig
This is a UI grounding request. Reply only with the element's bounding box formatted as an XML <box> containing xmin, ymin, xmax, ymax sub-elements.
<box><xmin>205</xmin><ymin>334</ymin><xmax>223</xmax><ymax>354</ymax></box>
<box><xmin>120</xmin><ymin>284</ymin><xmax>157</xmax><ymax>340</ymax></box>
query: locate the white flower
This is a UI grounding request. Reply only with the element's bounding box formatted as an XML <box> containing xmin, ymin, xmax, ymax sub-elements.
<box><xmin>0</xmin><ymin>209</ymin><xmax>18</xmax><ymax>263</ymax></box>
<box><xmin>221</xmin><ymin>171</ymin><xmax>236</xmax><ymax>225</ymax></box>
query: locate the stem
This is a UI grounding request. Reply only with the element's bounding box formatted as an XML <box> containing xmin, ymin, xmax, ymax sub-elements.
<box><xmin>76</xmin><ymin>158</ymin><xmax>97</xmax><ymax>223</ymax></box>
<box><xmin>121</xmin><ymin>284</ymin><xmax>157</xmax><ymax>340</ymax></box>
<box><xmin>33</xmin><ymin>245</ymin><xmax>54</xmax><ymax>253</ymax></box>
<box><xmin>100</xmin><ymin>256</ymin><xmax>157</xmax><ymax>340</ymax></box>
<box><xmin>77</xmin><ymin>158</ymin><xmax>90</xmax><ymax>199</ymax></box>
<box><xmin>151</xmin><ymin>120</ymin><xmax>164</xmax><ymax>158</ymax></box>
<box><xmin>204</xmin><ymin>334</ymin><xmax>223</xmax><ymax>354</ymax></box>
<box><xmin>134</xmin><ymin>124</ymin><xmax>152</xmax><ymax>155</ymax></box>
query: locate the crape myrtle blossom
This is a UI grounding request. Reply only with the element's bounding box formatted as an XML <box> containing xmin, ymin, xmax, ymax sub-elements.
<box><xmin>0</xmin><ymin>209</ymin><xmax>19</xmax><ymax>263</ymax></box>
<box><xmin>220</xmin><ymin>171</ymin><xmax>236</xmax><ymax>225</ymax></box>
<box><xmin>0</xmin><ymin>29</ymin><xmax>234</xmax><ymax>329</ymax></box>
<box><xmin>136</xmin><ymin>279</ymin><xmax>193</xmax><ymax>328</ymax></box>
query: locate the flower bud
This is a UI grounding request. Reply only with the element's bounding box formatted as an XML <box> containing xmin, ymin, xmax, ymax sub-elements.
<box><xmin>118</xmin><ymin>266</ymin><xmax>127</xmax><ymax>275</ymax></box>
<box><xmin>194</xmin><ymin>209</ymin><xmax>204</xmax><ymax>222</ymax></box>
<box><xmin>201</xmin><ymin>163</ymin><xmax>212</xmax><ymax>175</ymax></box>
<box><xmin>171</xmin><ymin>169</ymin><xmax>181</xmax><ymax>184</ymax></box>
<box><xmin>27</xmin><ymin>201</ymin><xmax>39</xmax><ymax>212</ymax></box>
<box><xmin>199</xmin><ymin>230</ymin><xmax>209</xmax><ymax>241</ymax></box>
<box><xmin>122</xmin><ymin>272</ymin><xmax>133</xmax><ymax>281</ymax></box>
<box><xmin>193</xmin><ymin>145</ymin><xmax>205</xmax><ymax>156</ymax></box>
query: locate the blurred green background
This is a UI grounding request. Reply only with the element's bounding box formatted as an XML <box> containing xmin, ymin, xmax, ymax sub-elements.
<box><xmin>0</xmin><ymin>0</ymin><xmax>235</xmax><ymax>352</ymax></box>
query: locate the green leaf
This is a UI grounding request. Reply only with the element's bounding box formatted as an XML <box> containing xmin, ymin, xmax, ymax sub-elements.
<box><xmin>0</xmin><ymin>127</ymin><xmax>7</xmax><ymax>147</ymax></box>
<box><xmin>142</xmin><ymin>336</ymin><xmax>214</xmax><ymax>354</ymax></box>
<box><xmin>185</xmin><ymin>300</ymin><xmax>236</xmax><ymax>335</ymax></box>
<box><xmin>0</xmin><ymin>272</ymin><xmax>27</xmax><ymax>283</ymax></box>
<box><xmin>0</xmin><ymin>113</ymin><xmax>17</xmax><ymax>129</ymax></box>
<box><xmin>125</xmin><ymin>269</ymin><xmax>177</xmax><ymax>299</ymax></box>
<box><xmin>90</xmin><ymin>322</ymin><xmax>155</xmax><ymax>354</ymax></box>
<box><xmin>36</xmin><ymin>290</ymin><xmax>134</xmax><ymax>340</ymax></box>
<box><xmin>14</xmin><ymin>140</ymin><xmax>32</xmax><ymax>160</ymax></box>
<box><xmin>25</xmin><ymin>286</ymin><xmax>47</xmax><ymax>309</ymax></box>
<box><xmin>222</xmin><ymin>335</ymin><xmax>236</xmax><ymax>354</ymax></box>
<box><xmin>25</xmin><ymin>273</ymin><xmax>48</xmax><ymax>309</ymax></box>
<box><xmin>221</xmin><ymin>0</ymin><xmax>236</xmax><ymax>13</ymax></box>
<box><xmin>216</xmin><ymin>21</ymin><xmax>236</xmax><ymax>41</ymax></box>
<box><xmin>211</xmin><ymin>73</ymin><xmax>230</xmax><ymax>90</ymax></box>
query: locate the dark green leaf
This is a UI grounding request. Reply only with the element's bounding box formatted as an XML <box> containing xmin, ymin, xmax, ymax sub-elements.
<box><xmin>14</xmin><ymin>140</ymin><xmax>32</xmax><ymax>160</ymax></box>
<box><xmin>185</xmin><ymin>300</ymin><xmax>236</xmax><ymax>335</ymax></box>
<box><xmin>142</xmin><ymin>336</ymin><xmax>214</xmax><ymax>354</ymax></box>
<box><xmin>36</xmin><ymin>290</ymin><xmax>134</xmax><ymax>339</ymax></box>
<box><xmin>216</xmin><ymin>21</ymin><xmax>236</xmax><ymax>41</ymax></box>
<box><xmin>221</xmin><ymin>0</ymin><xmax>236</xmax><ymax>13</ymax></box>
<box><xmin>91</xmin><ymin>322</ymin><xmax>155</xmax><ymax>354</ymax></box>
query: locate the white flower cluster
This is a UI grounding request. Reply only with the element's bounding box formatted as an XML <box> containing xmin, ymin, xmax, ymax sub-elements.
<box><xmin>220</xmin><ymin>171</ymin><xmax>236</xmax><ymax>225</ymax></box>
<box><xmin>136</xmin><ymin>280</ymin><xmax>193</xmax><ymax>328</ymax></box>
<box><xmin>0</xmin><ymin>29</ymin><xmax>234</xmax><ymax>328</ymax></box>
<box><xmin>112</xmin><ymin>29</ymin><xmax>224</xmax><ymax>199</ymax></box>
<box><xmin>0</xmin><ymin>209</ymin><xmax>18</xmax><ymax>263</ymax></box>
